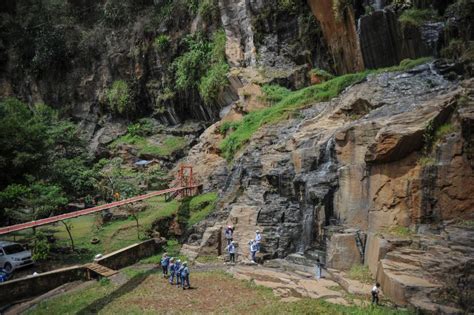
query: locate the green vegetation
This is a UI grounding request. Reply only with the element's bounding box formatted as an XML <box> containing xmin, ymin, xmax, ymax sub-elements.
<box><xmin>173</xmin><ymin>29</ymin><xmax>229</xmax><ymax>105</ymax></box>
<box><xmin>387</xmin><ymin>226</ymin><xmax>414</xmax><ymax>238</ymax></box>
<box><xmin>110</xmin><ymin>131</ymin><xmax>186</xmax><ymax>159</ymax></box>
<box><xmin>220</xmin><ymin>57</ymin><xmax>432</xmax><ymax>161</ymax></box>
<box><xmin>140</xmin><ymin>239</ymin><xmax>187</xmax><ymax>263</ymax></box>
<box><xmin>347</xmin><ymin>264</ymin><xmax>373</xmax><ymax>284</ymax></box>
<box><xmin>0</xmin><ymin>98</ymin><xmax>95</xmax><ymax>226</ymax></box>
<box><xmin>153</xmin><ymin>34</ymin><xmax>170</xmax><ymax>52</ymax></box>
<box><xmin>177</xmin><ymin>192</ymin><xmax>218</xmax><ymax>227</ymax></box>
<box><xmin>398</xmin><ymin>8</ymin><xmax>438</xmax><ymax>27</ymax></box>
<box><xmin>435</xmin><ymin>123</ymin><xmax>456</xmax><ymax>140</ymax></box>
<box><xmin>198</xmin><ymin>0</ymin><xmax>220</xmax><ymax>22</ymax></box>
<box><xmin>419</xmin><ymin>156</ymin><xmax>435</xmax><ymax>167</ymax></box>
<box><xmin>218</xmin><ymin>121</ymin><xmax>241</xmax><ymax>135</ymax></box>
<box><xmin>105</xmin><ymin>80</ymin><xmax>133</xmax><ymax>116</ymax></box>
<box><xmin>310</xmin><ymin>68</ymin><xmax>335</xmax><ymax>82</ymax></box>
<box><xmin>261</xmin><ymin>85</ymin><xmax>291</xmax><ymax>105</ymax></box>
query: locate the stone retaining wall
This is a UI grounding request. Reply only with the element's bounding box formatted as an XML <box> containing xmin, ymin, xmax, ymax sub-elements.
<box><xmin>0</xmin><ymin>265</ymin><xmax>86</xmax><ymax>307</ymax></box>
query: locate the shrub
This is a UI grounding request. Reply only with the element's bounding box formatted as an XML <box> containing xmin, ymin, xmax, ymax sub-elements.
<box><xmin>32</xmin><ymin>232</ymin><xmax>51</xmax><ymax>261</ymax></box>
<box><xmin>153</xmin><ymin>34</ymin><xmax>170</xmax><ymax>52</ymax></box>
<box><xmin>398</xmin><ymin>8</ymin><xmax>438</xmax><ymax>27</ymax></box>
<box><xmin>106</xmin><ymin>80</ymin><xmax>132</xmax><ymax>115</ymax></box>
<box><xmin>198</xmin><ymin>0</ymin><xmax>220</xmax><ymax>22</ymax></box>
<box><xmin>441</xmin><ymin>39</ymin><xmax>466</xmax><ymax>60</ymax></box>
<box><xmin>103</xmin><ymin>0</ymin><xmax>131</xmax><ymax>26</ymax></box>
<box><xmin>261</xmin><ymin>85</ymin><xmax>291</xmax><ymax>104</ymax></box>
<box><xmin>173</xmin><ymin>29</ymin><xmax>228</xmax><ymax>105</ymax></box>
<box><xmin>127</xmin><ymin>120</ymin><xmax>154</xmax><ymax>137</ymax></box>
<box><xmin>309</xmin><ymin>68</ymin><xmax>335</xmax><ymax>82</ymax></box>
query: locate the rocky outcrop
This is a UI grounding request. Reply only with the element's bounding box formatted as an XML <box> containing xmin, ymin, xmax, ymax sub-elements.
<box><xmin>307</xmin><ymin>0</ymin><xmax>364</xmax><ymax>74</ymax></box>
<box><xmin>184</xmin><ymin>62</ymin><xmax>473</xmax><ymax>312</ymax></box>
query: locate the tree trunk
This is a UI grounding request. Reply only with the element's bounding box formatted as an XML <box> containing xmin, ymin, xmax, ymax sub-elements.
<box><xmin>61</xmin><ymin>220</ymin><xmax>75</xmax><ymax>251</ymax></box>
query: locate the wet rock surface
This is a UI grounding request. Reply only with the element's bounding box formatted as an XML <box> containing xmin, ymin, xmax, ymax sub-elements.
<box><xmin>186</xmin><ymin>63</ymin><xmax>473</xmax><ymax>312</ymax></box>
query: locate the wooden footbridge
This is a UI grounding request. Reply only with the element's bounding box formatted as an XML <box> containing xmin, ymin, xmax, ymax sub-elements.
<box><xmin>0</xmin><ymin>166</ymin><xmax>201</xmax><ymax>236</ymax></box>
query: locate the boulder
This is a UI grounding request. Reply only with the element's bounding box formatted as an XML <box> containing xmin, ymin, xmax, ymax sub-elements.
<box><xmin>326</xmin><ymin>233</ymin><xmax>362</xmax><ymax>270</ymax></box>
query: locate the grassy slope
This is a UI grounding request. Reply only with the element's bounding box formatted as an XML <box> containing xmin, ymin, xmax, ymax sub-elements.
<box><xmin>110</xmin><ymin>134</ymin><xmax>187</xmax><ymax>158</ymax></box>
<box><xmin>27</xmin><ymin>270</ymin><xmax>411</xmax><ymax>315</ymax></box>
<box><xmin>220</xmin><ymin>57</ymin><xmax>432</xmax><ymax>161</ymax></box>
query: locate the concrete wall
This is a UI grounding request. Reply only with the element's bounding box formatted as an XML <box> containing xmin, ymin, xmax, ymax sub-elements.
<box><xmin>0</xmin><ymin>266</ymin><xmax>87</xmax><ymax>307</ymax></box>
<box><xmin>95</xmin><ymin>238</ymin><xmax>165</xmax><ymax>270</ymax></box>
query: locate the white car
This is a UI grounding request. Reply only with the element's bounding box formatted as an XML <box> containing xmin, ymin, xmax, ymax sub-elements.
<box><xmin>0</xmin><ymin>241</ymin><xmax>34</xmax><ymax>273</ymax></box>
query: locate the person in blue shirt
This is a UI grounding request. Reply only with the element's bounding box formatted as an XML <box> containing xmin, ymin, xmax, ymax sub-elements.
<box><xmin>168</xmin><ymin>257</ymin><xmax>176</xmax><ymax>284</ymax></box>
<box><xmin>174</xmin><ymin>259</ymin><xmax>182</xmax><ymax>286</ymax></box>
<box><xmin>160</xmin><ymin>253</ymin><xmax>170</xmax><ymax>278</ymax></box>
<box><xmin>226</xmin><ymin>241</ymin><xmax>236</xmax><ymax>263</ymax></box>
<box><xmin>180</xmin><ymin>261</ymin><xmax>190</xmax><ymax>290</ymax></box>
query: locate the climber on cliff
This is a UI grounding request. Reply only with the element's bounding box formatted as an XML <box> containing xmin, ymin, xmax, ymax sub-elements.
<box><xmin>224</xmin><ymin>225</ymin><xmax>233</xmax><ymax>245</ymax></box>
<box><xmin>174</xmin><ymin>259</ymin><xmax>182</xmax><ymax>286</ymax></box>
<box><xmin>371</xmin><ymin>282</ymin><xmax>381</xmax><ymax>305</ymax></box>
<box><xmin>160</xmin><ymin>253</ymin><xmax>170</xmax><ymax>278</ymax></box>
<box><xmin>168</xmin><ymin>257</ymin><xmax>176</xmax><ymax>284</ymax></box>
<box><xmin>180</xmin><ymin>261</ymin><xmax>190</xmax><ymax>290</ymax></box>
<box><xmin>249</xmin><ymin>240</ymin><xmax>258</xmax><ymax>263</ymax></box>
<box><xmin>226</xmin><ymin>240</ymin><xmax>236</xmax><ymax>263</ymax></box>
<box><xmin>255</xmin><ymin>230</ymin><xmax>262</xmax><ymax>251</ymax></box>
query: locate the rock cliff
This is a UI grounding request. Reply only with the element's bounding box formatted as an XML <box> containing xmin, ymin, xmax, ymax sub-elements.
<box><xmin>183</xmin><ymin>63</ymin><xmax>474</xmax><ymax>313</ymax></box>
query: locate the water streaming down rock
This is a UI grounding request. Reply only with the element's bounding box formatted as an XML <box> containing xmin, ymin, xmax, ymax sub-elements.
<box><xmin>297</xmin><ymin>138</ymin><xmax>338</xmax><ymax>253</ymax></box>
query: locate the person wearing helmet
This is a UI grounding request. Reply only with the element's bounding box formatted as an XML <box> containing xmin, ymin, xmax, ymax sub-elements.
<box><xmin>174</xmin><ymin>259</ymin><xmax>182</xmax><ymax>286</ymax></box>
<box><xmin>180</xmin><ymin>261</ymin><xmax>190</xmax><ymax>290</ymax></box>
<box><xmin>160</xmin><ymin>253</ymin><xmax>170</xmax><ymax>278</ymax></box>
<box><xmin>226</xmin><ymin>240</ymin><xmax>236</xmax><ymax>263</ymax></box>
<box><xmin>249</xmin><ymin>240</ymin><xmax>258</xmax><ymax>263</ymax></box>
<box><xmin>224</xmin><ymin>225</ymin><xmax>233</xmax><ymax>245</ymax></box>
<box><xmin>168</xmin><ymin>257</ymin><xmax>176</xmax><ymax>284</ymax></box>
<box><xmin>255</xmin><ymin>230</ymin><xmax>262</xmax><ymax>251</ymax></box>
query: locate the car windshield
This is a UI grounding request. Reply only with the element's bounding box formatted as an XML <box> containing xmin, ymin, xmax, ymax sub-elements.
<box><xmin>3</xmin><ymin>244</ymin><xmax>25</xmax><ymax>255</ymax></box>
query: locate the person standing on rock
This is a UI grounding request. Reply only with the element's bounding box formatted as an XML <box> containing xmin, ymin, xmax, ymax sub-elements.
<box><xmin>315</xmin><ymin>258</ymin><xmax>322</xmax><ymax>280</ymax></box>
<box><xmin>180</xmin><ymin>261</ymin><xmax>190</xmax><ymax>290</ymax></box>
<box><xmin>249</xmin><ymin>240</ymin><xmax>258</xmax><ymax>263</ymax></box>
<box><xmin>372</xmin><ymin>282</ymin><xmax>381</xmax><ymax>305</ymax></box>
<box><xmin>225</xmin><ymin>225</ymin><xmax>233</xmax><ymax>245</ymax></box>
<box><xmin>168</xmin><ymin>257</ymin><xmax>176</xmax><ymax>284</ymax></box>
<box><xmin>160</xmin><ymin>253</ymin><xmax>170</xmax><ymax>278</ymax></box>
<box><xmin>255</xmin><ymin>230</ymin><xmax>262</xmax><ymax>251</ymax></box>
<box><xmin>226</xmin><ymin>241</ymin><xmax>236</xmax><ymax>263</ymax></box>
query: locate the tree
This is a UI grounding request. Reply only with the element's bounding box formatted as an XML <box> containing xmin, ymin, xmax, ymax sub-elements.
<box><xmin>61</xmin><ymin>220</ymin><xmax>75</xmax><ymax>251</ymax></box>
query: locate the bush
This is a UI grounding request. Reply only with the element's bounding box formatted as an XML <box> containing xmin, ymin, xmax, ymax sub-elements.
<box><xmin>153</xmin><ymin>34</ymin><xmax>170</xmax><ymax>52</ymax></box>
<box><xmin>32</xmin><ymin>232</ymin><xmax>51</xmax><ymax>261</ymax></box>
<box><xmin>103</xmin><ymin>0</ymin><xmax>132</xmax><ymax>26</ymax></box>
<box><xmin>309</xmin><ymin>68</ymin><xmax>335</xmax><ymax>82</ymax></box>
<box><xmin>106</xmin><ymin>80</ymin><xmax>133</xmax><ymax>115</ymax></box>
<box><xmin>441</xmin><ymin>39</ymin><xmax>466</xmax><ymax>60</ymax></box>
<box><xmin>398</xmin><ymin>8</ymin><xmax>438</xmax><ymax>27</ymax></box>
<box><xmin>127</xmin><ymin>120</ymin><xmax>154</xmax><ymax>137</ymax></box>
<box><xmin>173</xmin><ymin>29</ymin><xmax>229</xmax><ymax>105</ymax></box>
<box><xmin>261</xmin><ymin>85</ymin><xmax>291</xmax><ymax>104</ymax></box>
<box><xmin>198</xmin><ymin>0</ymin><xmax>220</xmax><ymax>22</ymax></box>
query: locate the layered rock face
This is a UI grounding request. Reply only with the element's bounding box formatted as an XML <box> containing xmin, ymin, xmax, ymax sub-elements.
<box><xmin>186</xmin><ymin>64</ymin><xmax>473</xmax><ymax>312</ymax></box>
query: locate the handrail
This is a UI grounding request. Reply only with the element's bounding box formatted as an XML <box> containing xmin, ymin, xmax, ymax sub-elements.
<box><xmin>0</xmin><ymin>185</ymin><xmax>201</xmax><ymax>235</ymax></box>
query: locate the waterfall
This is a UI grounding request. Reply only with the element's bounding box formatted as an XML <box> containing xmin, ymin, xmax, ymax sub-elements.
<box><xmin>297</xmin><ymin>138</ymin><xmax>337</xmax><ymax>254</ymax></box>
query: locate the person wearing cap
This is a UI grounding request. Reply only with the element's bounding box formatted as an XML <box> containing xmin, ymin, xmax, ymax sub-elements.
<box><xmin>180</xmin><ymin>262</ymin><xmax>190</xmax><ymax>290</ymax></box>
<box><xmin>160</xmin><ymin>253</ymin><xmax>170</xmax><ymax>278</ymax></box>
<box><xmin>255</xmin><ymin>230</ymin><xmax>262</xmax><ymax>251</ymax></box>
<box><xmin>226</xmin><ymin>240</ymin><xmax>236</xmax><ymax>263</ymax></box>
<box><xmin>168</xmin><ymin>257</ymin><xmax>176</xmax><ymax>284</ymax></box>
<box><xmin>249</xmin><ymin>240</ymin><xmax>258</xmax><ymax>263</ymax></box>
<box><xmin>224</xmin><ymin>225</ymin><xmax>233</xmax><ymax>245</ymax></box>
<box><xmin>174</xmin><ymin>259</ymin><xmax>182</xmax><ymax>286</ymax></box>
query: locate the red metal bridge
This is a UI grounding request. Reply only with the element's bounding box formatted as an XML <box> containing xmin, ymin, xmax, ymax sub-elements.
<box><xmin>0</xmin><ymin>165</ymin><xmax>200</xmax><ymax>236</ymax></box>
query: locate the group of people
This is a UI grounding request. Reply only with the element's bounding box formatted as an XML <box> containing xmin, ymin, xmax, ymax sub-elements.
<box><xmin>159</xmin><ymin>253</ymin><xmax>191</xmax><ymax>290</ymax></box>
<box><xmin>224</xmin><ymin>226</ymin><xmax>263</xmax><ymax>263</ymax></box>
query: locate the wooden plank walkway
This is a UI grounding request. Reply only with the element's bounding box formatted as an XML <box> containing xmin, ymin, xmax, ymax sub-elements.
<box><xmin>84</xmin><ymin>263</ymin><xmax>118</xmax><ymax>277</ymax></box>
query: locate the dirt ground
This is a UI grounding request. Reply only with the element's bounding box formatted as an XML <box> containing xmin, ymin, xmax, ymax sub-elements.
<box><xmin>97</xmin><ymin>270</ymin><xmax>275</xmax><ymax>314</ymax></box>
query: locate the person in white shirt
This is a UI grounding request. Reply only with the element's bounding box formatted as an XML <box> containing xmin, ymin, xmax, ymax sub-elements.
<box><xmin>371</xmin><ymin>282</ymin><xmax>381</xmax><ymax>305</ymax></box>
<box><xmin>249</xmin><ymin>240</ymin><xmax>258</xmax><ymax>262</ymax></box>
<box><xmin>255</xmin><ymin>230</ymin><xmax>262</xmax><ymax>251</ymax></box>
